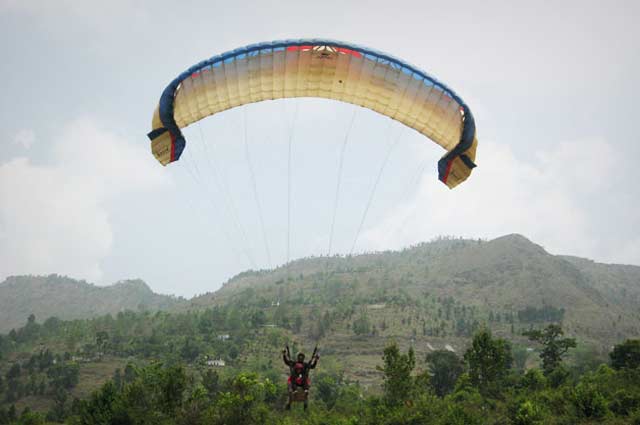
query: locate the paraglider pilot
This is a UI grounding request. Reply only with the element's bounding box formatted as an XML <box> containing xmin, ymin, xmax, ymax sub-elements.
<box><xmin>283</xmin><ymin>345</ymin><xmax>319</xmax><ymax>410</ymax></box>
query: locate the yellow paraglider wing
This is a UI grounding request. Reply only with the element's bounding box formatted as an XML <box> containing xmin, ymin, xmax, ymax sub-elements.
<box><xmin>148</xmin><ymin>39</ymin><xmax>477</xmax><ymax>188</ymax></box>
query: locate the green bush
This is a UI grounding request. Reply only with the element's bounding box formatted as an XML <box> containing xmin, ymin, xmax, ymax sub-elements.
<box><xmin>513</xmin><ymin>400</ymin><xmax>544</xmax><ymax>425</ymax></box>
<box><xmin>521</xmin><ymin>369</ymin><xmax>547</xmax><ymax>391</ymax></box>
<box><xmin>573</xmin><ymin>382</ymin><xmax>609</xmax><ymax>419</ymax></box>
<box><xmin>609</xmin><ymin>389</ymin><xmax>640</xmax><ymax>416</ymax></box>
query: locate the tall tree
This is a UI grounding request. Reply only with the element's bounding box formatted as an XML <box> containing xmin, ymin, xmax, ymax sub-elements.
<box><xmin>378</xmin><ymin>343</ymin><xmax>415</xmax><ymax>406</ymax></box>
<box><xmin>315</xmin><ymin>372</ymin><xmax>341</xmax><ymax>410</ymax></box>
<box><xmin>464</xmin><ymin>329</ymin><xmax>513</xmax><ymax>395</ymax></box>
<box><xmin>609</xmin><ymin>339</ymin><xmax>640</xmax><ymax>370</ymax></box>
<box><xmin>523</xmin><ymin>324</ymin><xmax>576</xmax><ymax>375</ymax></box>
<box><xmin>203</xmin><ymin>370</ymin><xmax>220</xmax><ymax>396</ymax></box>
<box><xmin>352</xmin><ymin>311</ymin><xmax>371</xmax><ymax>336</ymax></box>
<box><xmin>426</xmin><ymin>350</ymin><xmax>464</xmax><ymax>397</ymax></box>
<box><xmin>96</xmin><ymin>331</ymin><xmax>109</xmax><ymax>353</ymax></box>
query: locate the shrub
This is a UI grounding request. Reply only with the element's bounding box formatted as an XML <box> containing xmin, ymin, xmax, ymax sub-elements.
<box><xmin>573</xmin><ymin>382</ymin><xmax>608</xmax><ymax>419</ymax></box>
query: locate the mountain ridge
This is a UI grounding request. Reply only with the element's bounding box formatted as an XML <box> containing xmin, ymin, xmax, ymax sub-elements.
<box><xmin>0</xmin><ymin>274</ymin><xmax>183</xmax><ymax>332</ymax></box>
<box><xmin>2</xmin><ymin>234</ymin><xmax>639</xmax><ymax>348</ymax></box>
<box><xmin>184</xmin><ymin>234</ymin><xmax>640</xmax><ymax>348</ymax></box>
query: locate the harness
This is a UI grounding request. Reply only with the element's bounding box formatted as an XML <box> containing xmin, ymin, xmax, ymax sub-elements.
<box><xmin>292</xmin><ymin>362</ymin><xmax>306</xmax><ymax>386</ymax></box>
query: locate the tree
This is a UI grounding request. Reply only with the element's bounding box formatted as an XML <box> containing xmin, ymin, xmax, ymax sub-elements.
<box><xmin>293</xmin><ymin>314</ymin><xmax>303</xmax><ymax>333</ymax></box>
<box><xmin>210</xmin><ymin>372</ymin><xmax>276</xmax><ymax>425</ymax></box>
<box><xmin>249</xmin><ymin>310</ymin><xmax>266</xmax><ymax>328</ymax></box>
<box><xmin>521</xmin><ymin>368</ymin><xmax>547</xmax><ymax>391</ymax></box>
<box><xmin>610</xmin><ymin>339</ymin><xmax>640</xmax><ymax>370</ymax></box>
<box><xmin>180</xmin><ymin>338</ymin><xmax>200</xmax><ymax>362</ymax></box>
<box><xmin>8</xmin><ymin>405</ymin><xmax>17</xmax><ymax>423</ymax></box>
<box><xmin>377</xmin><ymin>343</ymin><xmax>415</xmax><ymax>406</ymax></box>
<box><xmin>19</xmin><ymin>314</ymin><xmax>41</xmax><ymax>343</ymax></box>
<box><xmin>123</xmin><ymin>364</ymin><xmax>136</xmax><ymax>384</ymax></box>
<box><xmin>426</xmin><ymin>350</ymin><xmax>464</xmax><ymax>397</ymax></box>
<box><xmin>4</xmin><ymin>385</ymin><xmax>18</xmax><ymax>403</ymax></box>
<box><xmin>117</xmin><ymin>363</ymin><xmax>187</xmax><ymax>422</ymax></box>
<box><xmin>18</xmin><ymin>407</ymin><xmax>45</xmax><ymax>425</ymax></box>
<box><xmin>203</xmin><ymin>370</ymin><xmax>220</xmax><ymax>396</ymax></box>
<box><xmin>573</xmin><ymin>382</ymin><xmax>608</xmax><ymax>419</ymax></box>
<box><xmin>315</xmin><ymin>372</ymin><xmax>341</xmax><ymax>410</ymax></box>
<box><xmin>96</xmin><ymin>331</ymin><xmax>109</xmax><ymax>354</ymax></box>
<box><xmin>113</xmin><ymin>369</ymin><xmax>123</xmax><ymax>389</ymax></box>
<box><xmin>513</xmin><ymin>399</ymin><xmax>544</xmax><ymax>425</ymax></box>
<box><xmin>46</xmin><ymin>388</ymin><xmax>68</xmax><ymax>422</ymax></box>
<box><xmin>6</xmin><ymin>364</ymin><xmax>21</xmax><ymax>381</ymax></box>
<box><xmin>47</xmin><ymin>362</ymin><xmax>80</xmax><ymax>390</ymax></box>
<box><xmin>38</xmin><ymin>349</ymin><xmax>54</xmax><ymax>371</ymax></box>
<box><xmin>523</xmin><ymin>324</ymin><xmax>576</xmax><ymax>375</ymax></box>
<box><xmin>352</xmin><ymin>312</ymin><xmax>371</xmax><ymax>336</ymax></box>
<box><xmin>512</xmin><ymin>345</ymin><xmax>529</xmax><ymax>372</ymax></box>
<box><xmin>463</xmin><ymin>329</ymin><xmax>513</xmax><ymax>395</ymax></box>
<box><xmin>0</xmin><ymin>335</ymin><xmax>6</xmax><ymax>362</ymax></box>
<box><xmin>76</xmin><ymin>381</ymin><xmax>122</xmax><ymax>425</ymax></box>
<box><xmin>37</xmin><ymin>380</ymin><xmax>46</xmax><ymax>395</ymax></box>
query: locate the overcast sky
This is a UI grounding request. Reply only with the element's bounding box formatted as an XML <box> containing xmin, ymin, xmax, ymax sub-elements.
<box><xmin>1</xmin><ymin>0</ymin><xmax>638</xmax><ymax>297</ymax></box>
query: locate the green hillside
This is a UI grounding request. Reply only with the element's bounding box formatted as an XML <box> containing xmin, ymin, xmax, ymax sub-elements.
<box><xmin>187</xmin><ymin>234</ymin><xmax>640</xmax><ymax>350</ymax></box>
<box><xmin>1</xmin><ymin>234</ymin><xmax>639</xmax><ymax>424</ymax></box>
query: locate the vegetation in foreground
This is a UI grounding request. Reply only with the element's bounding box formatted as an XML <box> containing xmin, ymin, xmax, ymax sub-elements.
<box><xmin>1</xmin><ymin>313</ymin><xmax>639</xmax><ymax>424</ymax></box>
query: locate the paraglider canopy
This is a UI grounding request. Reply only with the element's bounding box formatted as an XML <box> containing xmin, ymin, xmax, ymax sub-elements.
<box><xmin>148</xmin><ymin>39</ymin><xmax>478</xmax><ymax>188</ymax></box>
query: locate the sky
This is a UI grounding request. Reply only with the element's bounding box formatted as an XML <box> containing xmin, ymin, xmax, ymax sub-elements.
<box><xmin>0</xmin><ymin>0</ymin><xmax>639</xmax><ymax>297</ymax></box>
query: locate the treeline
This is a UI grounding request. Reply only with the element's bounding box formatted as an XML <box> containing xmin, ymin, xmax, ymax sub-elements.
<box><xmin>517</xmin><ymin>305</ymin><xmax>565</xmax><ymax>323</ymax></box>
<box><xmin>1</xmin><ymin>349</ymin><xmax>79</xmax><ymax>403</ymax></box>
<box><xmin>208</xmin><ymin>268</ymin><xmax>573</xmax><ymax>342</ymax></box>
<box><xmin>0</xmin><ymin>307</ymin><xmax>278</xmax><ymax>417</ymax></box>
<box><xmin>0</xmin><ymin>307</ymin><xmax>275</xmax><ymax>366</ymax></box>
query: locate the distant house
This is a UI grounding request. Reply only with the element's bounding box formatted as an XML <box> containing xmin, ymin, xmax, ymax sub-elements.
<box><xmin>206</xmin><ymin>359</ymin><xmax>226</xmax><ymax>367</ymax></box>
<box><xmin>71</xmin><ymin>356</ymin><xmax>93</xmax><ymax>363</ymax></box>
<box><xmin>217</xmin><ymin>334</ymin><xmax>230</xmax><ymax>341</ymax></box>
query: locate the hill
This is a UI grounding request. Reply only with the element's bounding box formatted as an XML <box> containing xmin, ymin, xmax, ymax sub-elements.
<box><xmin>0</xmin><ymin>274</ymin><xmax>182</xmax><ymax>332</ymax></box>
<box><xmin>187</xmin><ymin>234</ymin><xmax>640</xmax><ymax>352</ymax></box>
<box><xmin>1</xmin><ymin>234</ymin><xmax>639</xmax><ymax>421</ymax></box>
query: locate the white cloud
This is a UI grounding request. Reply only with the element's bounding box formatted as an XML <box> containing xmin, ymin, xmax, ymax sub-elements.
<box><xmin>13</xmin><ymin>129</ymin><xmax>35</xmax><ymax>149</ymax></box>
<box><xmin>0</xmin><ymin>117</ymin><xmax>168</xmax><ymax>282</ymax></box>
<box><xmin>361</xmin><ymin>138</ymin><xmax>632</xmax><ymax>264</ymax></box>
